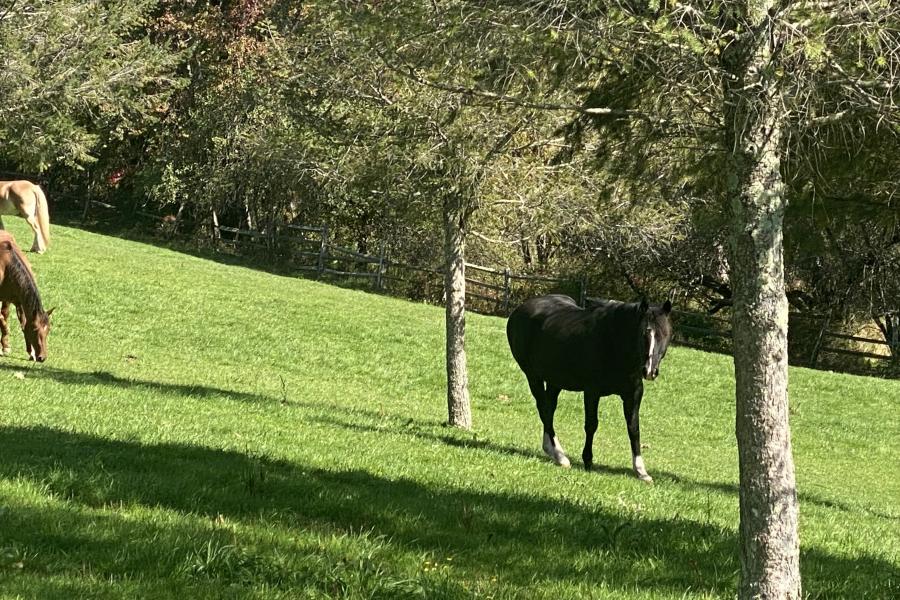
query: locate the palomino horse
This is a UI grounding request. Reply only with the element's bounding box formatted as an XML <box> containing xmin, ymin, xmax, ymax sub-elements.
<box><xmin>507</xmin><ymin>295</ymin><xmax>672</xmax><ymax>482</ymax></box>
<box><xmin>0</xmin><ymin>231</ymin><xmax>52</xmax><ymax>361</ymax></box>
<box><xmin>0</xmin><ymin>180</ymin><xmax>51</xmax><ymax>253</ymax></box>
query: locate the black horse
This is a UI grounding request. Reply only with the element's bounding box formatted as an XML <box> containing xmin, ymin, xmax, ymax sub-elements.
<box><xmin>506</xmin><ymin>294</ymin><xmax>672</xmax><ymax>482</ymax></box>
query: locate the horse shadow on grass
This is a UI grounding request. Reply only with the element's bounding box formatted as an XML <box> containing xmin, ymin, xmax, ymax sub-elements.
<box><xmin>0</xmin><ymin>425</ymin><xmax>896</xmax><ymax>598</ymax></box>
<box><xmin>303</xmin><ymin>409</ymin><xmax>545</xmax><ymax>463</ymax></box>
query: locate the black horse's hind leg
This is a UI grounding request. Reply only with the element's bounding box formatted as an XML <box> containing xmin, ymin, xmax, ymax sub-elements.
<box><xmin>622</xmin><ymin>383</ymin><xmax>652</xmax><ymax>482</ymax></box>
<box><xmin>526</xmin><ymin>375</ymin><xmax>546</xmax><ymax>424</ymax></box>
<box><xmin>582</xmin><ymin>391</ymin><xmax>601</xmax><ymax>471</ymax></box>
<box><xmin>529</xmin><ymin>376</ymin><xmax>569</xmax><ymax>467</ymax></box>
<box><xmin>542</xmin><ymin>383</ymin><xmax>562</xmax><ymax>437</ymax></box>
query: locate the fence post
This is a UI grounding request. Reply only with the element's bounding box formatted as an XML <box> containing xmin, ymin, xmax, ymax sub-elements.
<box><xmin>266</xmin><ymin>215</ymin><xmax>276</xmax><ymax>259</ymax></box>
<box><xmin>170</xmin><ymin>202</ymin><xmax>185</xmax><ymax>237</ymax></box>
<box><xmin>809</xmin><ymin>310</ymin><xmax>832</xmax><ymax>368</ymax></box>
<box><xmin>502</xmin><ymin>268</ymin><xmax>511</xmax><ymax>314</ymax></box>
<box><xmin>211</xmin><ymin>209</ymin><xmax>221</xmax><ymax>244</ymax></box>
<box><xmin>891</xmin><ymin>313</ymin><xmax>899</xmax><ymax>361</ymax></box>
<box><xmin>317</xmin><ymin>225</ymin><xmax>329</xmax><ymax>277</ymax></box>
<box><xmin>82</xmin><ymin>181</ymin><xmax>92</xmax><ymax>222</ymax></box>
<box><xmin>579</xmin><ymin>277</ymin><xmax>587</xmax><ymax>307</ymax></box>
<box><xmin>376</xmin><ymin>241</ymin><xmax>386</xmax><ymax>291</ymax></box>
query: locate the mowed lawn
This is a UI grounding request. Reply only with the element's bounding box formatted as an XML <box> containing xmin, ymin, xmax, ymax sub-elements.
<box><xmin>0</xmin><ymin>220</ymin><xmax>897</xmax><ymax>600</ymax></box>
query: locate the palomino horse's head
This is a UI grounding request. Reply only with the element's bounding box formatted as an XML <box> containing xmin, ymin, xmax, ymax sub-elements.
<box><xmin>22</xmin><ymin>307</ymin><xmax>53</xmax><ymax>362</ymax></box>
<box><xmin>639</xmin><ymin>298</ymin><xmax>672</xmax><ymax>381</ymax></box>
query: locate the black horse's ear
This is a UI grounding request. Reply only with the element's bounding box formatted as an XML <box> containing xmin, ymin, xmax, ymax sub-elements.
<box><xmin>662</xmin><ymin>300</ymin><xmax>672</xmax><ymax>314</ymax></box>
<box><xmin>639</xmin><ymin>297</ymin><xmax>649</xmax><ymax>313</ymax></box>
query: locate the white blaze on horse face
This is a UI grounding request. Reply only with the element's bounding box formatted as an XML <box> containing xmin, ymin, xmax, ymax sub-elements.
<box><xmin>542</xmin><ymin>432</ymin><xmax>571</xmax><ymax>468</ymax></box>
<box><xmin>645</xmin><ymin>328</ymin><xmax>656</xmax><ymax>378</ymax></box>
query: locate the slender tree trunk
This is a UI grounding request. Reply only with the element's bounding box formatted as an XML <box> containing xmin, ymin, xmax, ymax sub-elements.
<box><xmin>443</xmin><ymin>192</ymin><xmax>472</xmax><ymax>429</ymax></box>
<box><xmin>721</xmin><ymin>3</ymin><xmax>801</xmax><ymax>598</ymax></box>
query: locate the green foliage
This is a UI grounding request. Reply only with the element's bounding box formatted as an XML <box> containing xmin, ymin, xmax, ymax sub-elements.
<box><xmin>0</xmin><ymin>220</ymin><xmax>898</xmax><ymax>599</ymax></box>
<box><xmin>0</xmin><ymin>0</ymin><xmax>183</xmax><ymax>172</ymax></box>
<box><xmin>2</xmin><ymin>0</ymin><xmax>897</xmax><ymax>332</ymax></box>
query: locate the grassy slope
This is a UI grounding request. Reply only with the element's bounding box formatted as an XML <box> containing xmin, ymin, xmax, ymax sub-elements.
<box><xmin>0</xmin><ymin>220</ymin><xmax>897</xmax><ymax>599</ymax></box>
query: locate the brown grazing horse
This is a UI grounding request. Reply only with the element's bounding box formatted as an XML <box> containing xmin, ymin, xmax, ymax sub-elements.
<box><xmin>0</xmin><ymin>180</ymin><xmax>51</xmax><ymax>253</ymax></box>
<box><xmin>0</xmin><ymin>231</ymin><xmax>52</xmax><ymax>361</ymax></box>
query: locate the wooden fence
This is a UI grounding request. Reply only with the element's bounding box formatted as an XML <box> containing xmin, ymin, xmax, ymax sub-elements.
<box><xmin>213</xmin><ymin>221</ymin><xmax>585</xmax><ymax>314</ymax></box>
<box><xmin>77</xmin><ymin>193</ymin><xmax>900</xmax><ymax>376</ymax></box>
<box><xmin>210</xmin><ymin>220</ymin><xmax>898</xmax><ymax>375</ymax></box>
<box><xmin>670</xmin><ymin>309</ymin><xmax>898</xmax><ymax>371</ymax></box>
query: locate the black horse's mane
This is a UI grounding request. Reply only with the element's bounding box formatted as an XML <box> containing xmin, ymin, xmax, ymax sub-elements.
<box><xmin>584</xmin><ymin>296</ymin><xmax>638</xmax><ymax>310</ymax></box>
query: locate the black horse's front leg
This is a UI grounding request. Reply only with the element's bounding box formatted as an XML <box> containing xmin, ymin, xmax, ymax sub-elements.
<box><xmin>623</xmin><ymin>382</ymin><xmax>652</xmax><ymax>482</ymax></box>
<box><xmin>582</xmin><ymin>390</ymin><xmax>600</xmax><ymax>470</ymax></box>
<box><xmin>0</xmin><ymin>302</ymin><xmax>9</xmax><ymax>355</ymax></box>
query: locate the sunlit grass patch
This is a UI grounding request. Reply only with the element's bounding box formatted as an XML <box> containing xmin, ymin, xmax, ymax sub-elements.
<box><xmin>0</xmin><ymin>219</ymin><xmax>897</xmax><ymax>599</ymax></box>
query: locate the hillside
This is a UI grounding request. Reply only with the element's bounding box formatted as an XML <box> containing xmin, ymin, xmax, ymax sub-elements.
<box><xmin>0</xmin><ymin>221</ymin><xmax>897</xmax><ymax>599</ymax></box>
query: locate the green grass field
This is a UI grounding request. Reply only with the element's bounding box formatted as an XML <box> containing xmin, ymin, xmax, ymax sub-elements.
<box><xmin>0</xmin><ymin>220</ymin><xmax>897</xmax><ymax>599</ymax></box>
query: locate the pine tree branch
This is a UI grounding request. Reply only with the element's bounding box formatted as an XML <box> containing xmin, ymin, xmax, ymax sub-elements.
<box><xmin>374</xmin><ymin>47</ymin><xmax>656</xmax><ymax>123</ymax></box>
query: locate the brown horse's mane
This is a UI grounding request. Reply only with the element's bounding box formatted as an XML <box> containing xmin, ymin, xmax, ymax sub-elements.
<box><xmin>0</xmin><ymin>231</ymin><xmax>45</xmax><ymax>318</ymax></box>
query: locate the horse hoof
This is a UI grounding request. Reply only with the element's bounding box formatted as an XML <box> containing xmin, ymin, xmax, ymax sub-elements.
<box><xmin>546</xmin><ymin>448</ymin><xmax>571</xmax><ymax>468</ymax></box>
<box><xmin>632</xmin><ymin>455</ymin><xmax>652</xmax><ymax>482</ymax></box>
<box><xmin>543</xmin><ymin>434</ymin><xmax>571</xmax><ymax>468</ymax></box>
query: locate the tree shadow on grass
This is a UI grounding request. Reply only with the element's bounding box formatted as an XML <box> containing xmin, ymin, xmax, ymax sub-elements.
<box><xmin>0</xmin><ymin>495</ymin><xmax>471</xmax><ymax>600</ymax></box>
<box><xmin>8</xmin><ymin>360</ymin><xmax>894</xmax><ymax>525</ymax></box>
<box><xmin>0</xmin><ymin>363</ymin><xmax>274</xmax><ymax>404</ymax></box>
<box><xmin>0</xmin><ymin>426</ymin><xmax>896</xmax><ymax>598</ymax></box>
<box><xmin>303</xmin><ymin>404</ymin><xmax>900</xmax><ymax>523</ymax></box>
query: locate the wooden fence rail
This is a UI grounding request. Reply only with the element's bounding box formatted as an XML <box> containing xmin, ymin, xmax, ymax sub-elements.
<box><xmin>210</xmin><ymin>221</ymin><xmax>898</xmax><ymax>372</ymax></box>
<box><xmin>213</xmin><ymin>221</ymin><xmax>585</xmax><ymax>302</ymax></box>
<box><xmin>68</xmin><ymin>198</ymin><xmax>900</xmax><ymax>377</ymax></box>
<box><xmin>670</xmin><ymin>308</ymin><xmax>896</xmax><ymax>370</ymax></box>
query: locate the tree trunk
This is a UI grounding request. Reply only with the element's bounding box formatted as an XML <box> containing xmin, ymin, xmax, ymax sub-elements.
<box><xmin>721</xmin><ymin>3</ymin><xmax>801</xmax><ymax>598</ymax></box>
<box><xmin>443</xmin><ymin>192</ymin><xmax>472</xmax><ymax>429</ymax></box>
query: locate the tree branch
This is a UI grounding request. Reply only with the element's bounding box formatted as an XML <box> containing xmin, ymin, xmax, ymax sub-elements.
<box><xmin>374</xmin><ymin>47</ymin><xmax>654</xmax><ymax>123</ymax></box>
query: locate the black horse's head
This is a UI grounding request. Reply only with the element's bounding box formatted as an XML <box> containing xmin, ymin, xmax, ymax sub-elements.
<box><xmin>638</xmin><ymin>298</ymin><xmax>672</xmax><ymax>381</ymax></box>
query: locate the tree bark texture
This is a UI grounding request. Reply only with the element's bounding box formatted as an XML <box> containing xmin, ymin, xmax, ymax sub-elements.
<box><xmin>443</xmin><ymin>192</ymin><xmax>472</xmax><ymax>429</ymax></box>
<box><xmin>721</xmin><ymin>2</ymin><xmax>801</xmax><ymax>599</ymax></box>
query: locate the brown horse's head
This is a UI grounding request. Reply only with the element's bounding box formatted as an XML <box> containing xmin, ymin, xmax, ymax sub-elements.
<box><xmin>22</xmin><ymin>307</ymin><xmax>53</xmax><ymax>362</ymax></box>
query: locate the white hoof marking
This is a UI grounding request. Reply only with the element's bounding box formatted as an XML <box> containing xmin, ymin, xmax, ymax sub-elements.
<box><xmin>542</xmin><ymin>433</ymin><xmax>571</xmax><ymax>468</ymax></box>
<box><xmin>633</xmin><ymin>455</ymin><xmax>653</xmax><ymax>483</ymax></box>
